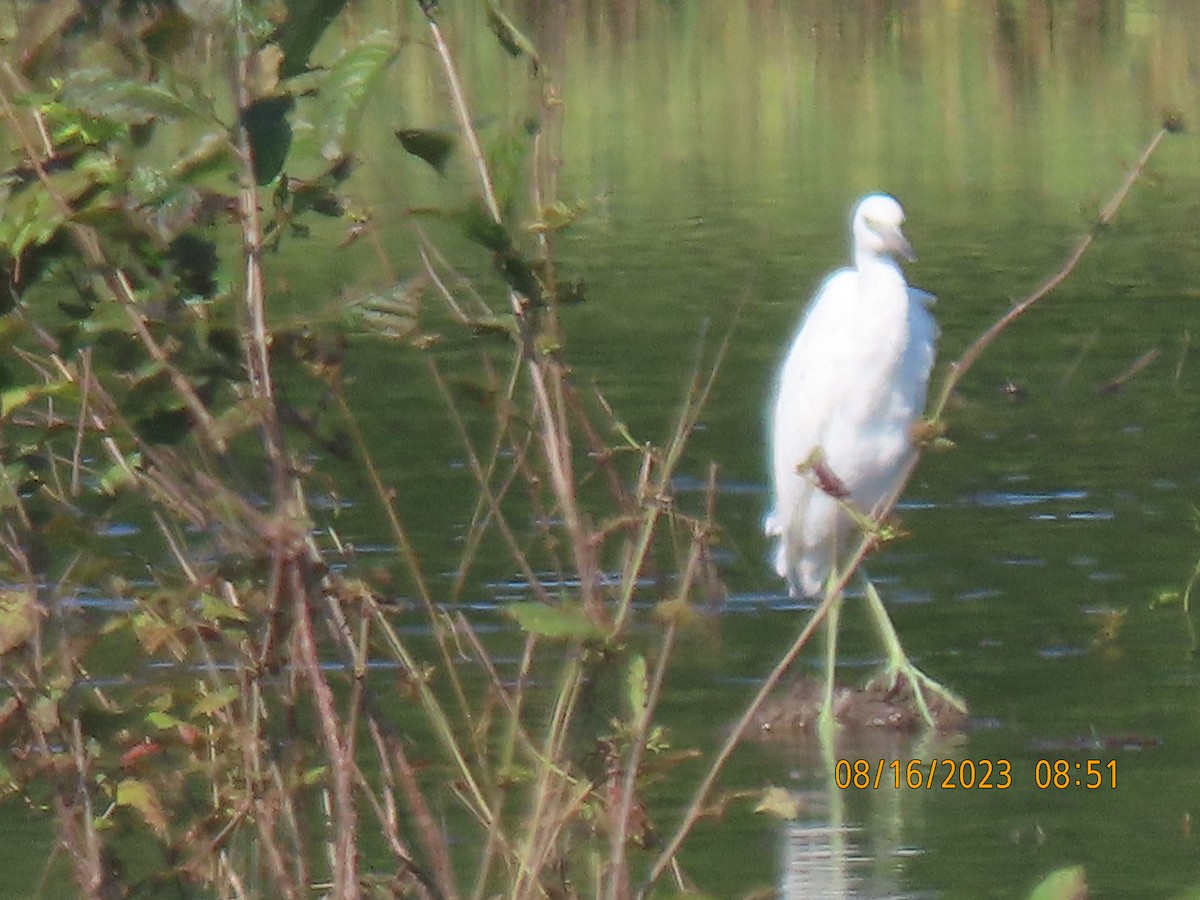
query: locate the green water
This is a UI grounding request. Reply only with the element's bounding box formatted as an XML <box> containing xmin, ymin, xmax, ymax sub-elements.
<box><xmin>9</xmin><ymin>1</ymin><xmax>1200</xmax><ymax>896</ymax></box>
<box><xmin>342</xmin><ymin>3</ymin><xmax>1200</xmax><ymax>897</ymax></box>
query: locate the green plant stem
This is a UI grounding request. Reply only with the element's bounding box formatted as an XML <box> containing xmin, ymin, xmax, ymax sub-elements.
<box><xmin>331</xmin><ymin>385</ymin><xmax>482</xmax><ymax>732</ymax></box>
<box><xmin>292</xmin><ymin>570</ymin><xmax>359</xmax><ymax>898</ymax></box>
<box><xmin>607</xmin><ymin>612</ymin><xmax>678</xmax><ymax>898</ymax></box>
<box><xmin>417</xmin><ymin>2</ymin><xmax>601</xmax><ymax>617</ymax></box>
<box><xmin>511</xmin><ymin>652</ymin><xmax>585</xmax><ymax>898</ymax></box>
<box><xmin>471</xmin><ymin>630</ymin><xmax>539</xmax><ymax>900</ymax></box>
<box><xmin>612</xmin><ymin>306</ymin><xmax>739</xmax><ymax>636</ymax></box>
<box><xmin>639</xmin><ymin>541</ymin><xmax>863</xmax><ymax>896</ymax></box>
<box><xmin>427</xmin><ymin>356</ymin><xmax>553</xmax><ymax>605</ymax></box>
<box><xmin>367</xmin><ymin>593</ymin><xmax>493</xmax><ymax>825</ymax></box>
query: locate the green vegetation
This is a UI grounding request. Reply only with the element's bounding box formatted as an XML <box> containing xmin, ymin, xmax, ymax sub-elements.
<box><xmin>0</xmin><ymin>1</ymin><xmax>1186</xmax><ymax>898</ymax></box>
<box><xmin>0</xmin><ymin>1</ymin><xmax>733</xmax><ymax>896</ymax></box>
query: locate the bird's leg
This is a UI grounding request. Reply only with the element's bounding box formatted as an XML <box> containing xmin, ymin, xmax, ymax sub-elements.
<box><xmin>862</xmin><ymin>579</ymin><xmax>966</xmax><ymax>728</ymax></box>
<box><xmin>819</xmin><ymin>583</ymin><xmax>842</xmax><ymax>736</ymax></box>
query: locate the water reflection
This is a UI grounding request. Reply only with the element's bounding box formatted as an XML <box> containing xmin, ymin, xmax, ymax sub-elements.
<box><xmin>781</xmin><ymin>821</ymin><xmax>899</xmax><ymax>900</ymax></box>
<box><xmin>769</xmin><ymin>729</ymin><xmax>960</xmax><ymax>900</ymax></box>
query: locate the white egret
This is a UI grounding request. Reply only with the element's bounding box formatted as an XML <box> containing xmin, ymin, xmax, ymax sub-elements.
<box><xmin>765</xmin><ymin>192</ymin><xmax>964</xmax><ymax>728</ymax></box>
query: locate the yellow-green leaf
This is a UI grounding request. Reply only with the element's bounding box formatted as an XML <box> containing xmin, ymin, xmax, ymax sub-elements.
<box><xmin>199</xmin><ymin>592</ymin><xmax>250</xmax><ymax>623</ymax></box>
<box><xmin>505</xmin><ymin>602</ymin><xmax>605</xmax><ymax>641</ymax></box>
<box><xmin>0</xmin><ymin>588</ymin><xmax>37</xmax><ymax>654</ymax></box>
<box><xmin>1028</xmin><ymin>866</ymin><xmax>1087</xmax><ymax>900</ymax></box>
<box><xmin>754</xmin><ymin>785</ymin><xmax>803</xmax><ymax>820</ymax></box>
<box><xmin>300</xmin><ymin>765</ymin><xmax>328</xmax><ymax>786</ymax></box>
<box><xmin>1</xmin><ymin>379</ymin><xmax>77</xmax><ymax>417</ymax></box>
<box><xmin>115</xmin><ymin>778</ymin><xmax>169</xmax><ymax>836</ymax></box>
<box><xmin>190</xmin><ymin>686</ymin><xmax>239</xmax><ymax>718</ymax></box>
<box><xmin>319</xmin><ymin>31</ymin><xmax>398</xmax><ymax>159</ymax></box>
<box><xmin>626</xmin><ymin>653</ymin><xmax>649</xmax><ymax>732</ymax></box>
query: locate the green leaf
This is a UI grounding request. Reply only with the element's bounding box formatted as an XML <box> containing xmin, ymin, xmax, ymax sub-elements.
<box><xmin>276</xmin><ymin>0</ymin><xmax>352</xmax><ymax>79</ymax></box>
<box><xmin>396</xmin><ymin>128</ymin><xmax>456</xmax><ymax>175</ymax></box>
<box><xmin>347</xmin><ymin>278</ymin><xmax>423</xmax><ymax>342</ymax></box>
<box><xmin>505</xmin><ymin>602</ymin><xmax>605</xmax><ymax>641</ymax></box>
<box><xmin>0</xmin><ymin>181</ymin><xmax>68</xmax><ymax>260</ymax></box>
<box><xmin>1028</xmin><ymin>866</ymin><xmax>1088</xmax><ymax>900</ymax></box>
<box><xmin>318</xmin><ymin>31</ymin><xmax>398</xmax><ymax>159</ymax></box>
<box><xmin>145</xmin><ymin>710</ymin><xmax>186</xmax><ymax>731</ymax></box>
<box><xmin>191</xmin><ymin>686</ymin><xmax>239</xmax><ymax>718</ymax></box>
<box><xmin>0</xmin><ymin>464</ymin><xmax>28</xmax><ymax>512</ymax></box>
<box><xmin>532</xmin><ymin>200</ymin><xmax>584</xmax><ymax>234</ymax></box>
<box><xmin>0</xmin><ymin>316</ymin><xmax>25</xmax><ymax>348</ymax></box>
<box><xmin>300</xmin><ymin>765</ymin><xmax>328</xmax><ymax>786</ymax></box>
<box><xmin>211</xmin><ymin>399</ymin><xmax>265</xmax><ymax>446</ymax></box>
<box><xmin>754</xmin><ymin>786</ymin><xmax>803</xmax><ymax>820</ymax></box>
<box><xmin>485</xmin><ymin>1</ymin><xmax>540</xmax><ymax>70</ymax></box>
<box><xmin>115</xmin><ymin>778</ymin><xmax>168</xmax><ymax>836</ymax></box>
<box><xmin>457</xmin><ymin>197</ymin><xmax>510</xmax><ymax>252</ymax></box>
<box><xmin>1</xmin><ymin>379</ymin><xmax>77</xmax><ymax>417</ymax></box>
<box><xmin>241</xmin><ymin>95</ymin><xmax>295</xmax><ymax>185</ymax></box>
<box><xmin>484</xmin><ymin>120</ymin><xmax>534</xmax><ymax>214</ymax></box>
<box><xmin>0</xmin><ymin>588</ymin><xmax>37</xmax><ymax>655</ymax></box>
<box><xmin>171</xmin><ymin>132</ymin><xmax>233</xmax><ymax>182</ymax></box>
<box><xmin>135</xmin><ymin>408</ymin><xmax>192</xmax><ymax>445</ymax></box>
<box><xmin>40</xmin><ymin>100</ymin><xmax>124</xmax><ymax>146</ymax></box>
<box><xmin>199</xmin><ymin>592</ymin><xmax>250</xmax><ymax>624</ymax></box>
<box><xmin>626</xmin><ymin>653</ymin><xmax>649</xmax><ymax>731</ymax></box>
<box><xmin>60</xmin><ymin>69</ymin><xmax>192</xmax><ymax>125</ymax></box>
<box><xmin>290</xmin><ymin>179</ymin><xmax>344</xmax><ymax>218</ymax></box>
<box><xmin>496</xmin><ymin>250</ymin><xmax>543</xmax><ymax>304</ymax></box>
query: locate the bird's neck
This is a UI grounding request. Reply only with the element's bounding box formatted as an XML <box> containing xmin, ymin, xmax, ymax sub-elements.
<box><xmin>853</xmin><ymin>247</ymin><xmax>902</xmax><ymax>275</ymax></box>
<box><xmin>853</xmin><ymin>251</ymin><xmax>907</xmax><ymax>310</ymax></box>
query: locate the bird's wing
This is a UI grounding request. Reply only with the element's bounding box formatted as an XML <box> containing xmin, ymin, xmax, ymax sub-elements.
<box><xmin>765</xmin><ymin>268</ymin><xmax>855</xmax><ymax>547</ymax></box>
<box><xmin>771</xmin><ymin>268</ymin><xmax>855</xmax><ymax>451</ymax></box>
<box><xmin>906</xmin><ymin>285</ymin><xmax>939</xmax><ymax>385</ymax></box>
<box><xmin>909</xmin><ymin>286</ymin><xmax>936</xmax><ymax>309</ymax></box>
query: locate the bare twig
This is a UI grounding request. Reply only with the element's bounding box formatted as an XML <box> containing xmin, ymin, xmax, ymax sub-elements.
<box><xmin>929</xmin><ymin>125</ymin><xmax>1171</xmax><ymax>420</ymax></box>
<box><xmin>1097</xmin><ymin>347</ymin><xmax>1159</xmax><ymax>394</ymax></box>
<box><xmin>612</xmin><ymin>302</ymin><xmax>742</xmax><ymax>636</ymax></box>
<box><xmin>426</xmin><ymin>356</ymin><xmax>554</xmax><ymax>605</ymax></box>
<box><xmin>292</xmin><ymin>570</ymin><xmax>360</xmax><ymax>899</ymax></box>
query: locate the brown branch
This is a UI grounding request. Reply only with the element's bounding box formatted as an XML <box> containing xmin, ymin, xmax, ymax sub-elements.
<box><xmin>292</xmin><ymin>564</ymin><xmax>360</xmax><ymax>899</ymax></box>
<box><xmin>930</xmin><ymin>125</ymin><xmax>1171</xmax><ymax>420</ymax></box>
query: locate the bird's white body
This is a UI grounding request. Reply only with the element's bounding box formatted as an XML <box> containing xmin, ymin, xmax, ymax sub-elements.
<box><xmin>766</xmin><ymin>194</ymin><xmax>937</xmax><ymax>597</ymax></box>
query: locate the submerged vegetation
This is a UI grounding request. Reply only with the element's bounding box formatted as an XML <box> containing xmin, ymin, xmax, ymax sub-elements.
<box><xmin>0</xmin><ymin>1</ymin><xmax>1188</xmax><ymax>898</ymax></box>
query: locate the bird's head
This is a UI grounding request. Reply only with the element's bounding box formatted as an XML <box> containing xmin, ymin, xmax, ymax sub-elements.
<box><xmin>852</xmin><ymin>193</ymin><xmax>915</xmax><ymax>263</ymax></box>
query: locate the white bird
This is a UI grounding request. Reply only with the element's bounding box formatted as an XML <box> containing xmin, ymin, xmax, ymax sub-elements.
<box><xmin>765</xmin><ymin>192</ymin><xmax>963</xmax><ymax>727</ymax></box>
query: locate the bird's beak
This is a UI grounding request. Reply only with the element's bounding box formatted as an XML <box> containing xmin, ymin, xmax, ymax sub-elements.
<box><xmin>889</xmin><ymin>227</ymin><xmax>917</xmax><ymax>262</ymax></box>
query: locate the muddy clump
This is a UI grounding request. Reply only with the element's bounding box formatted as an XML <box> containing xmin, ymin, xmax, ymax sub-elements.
<box><xmin>752</xmin><ymin>673</ymin><xmax>969</xmax><ymax>738</ymax></box>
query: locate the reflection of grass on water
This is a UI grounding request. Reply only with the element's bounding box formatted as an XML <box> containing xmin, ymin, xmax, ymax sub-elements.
<box><xmin>0</xmin><ymin>1</ymin><xmax>1185</xmax><ymax>898</ymax></box>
